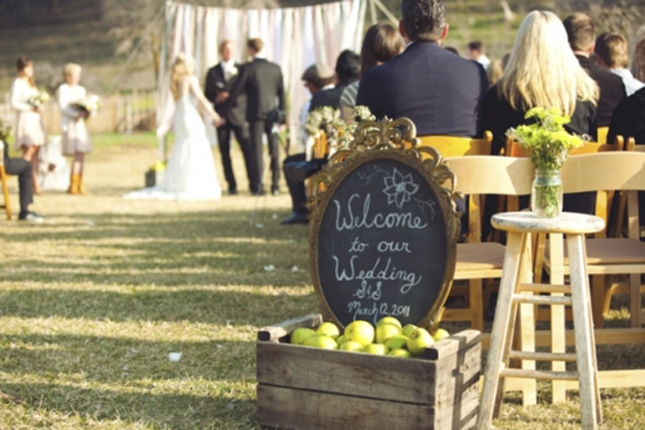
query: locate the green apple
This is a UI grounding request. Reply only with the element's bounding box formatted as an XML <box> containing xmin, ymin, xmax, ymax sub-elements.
<box><xmin>433</xmin><ymin>328</ymin><xmax>450</xmax><ymax>342</ymax></box>
<box><xmin>402</xmin><ymin>324</ymin><xmax>418</xmax><ymax>338</ymax></box>
<box><xmin>316</xmin><ymin>322</ymin><xmax>340</xmax><ymax>340</ymax></box>
<box><xmin>385</xmin><ymin>335</ymin><xmax>408</xmax><ymax>350</ymax></box>
<box><xmin>339</xmin><ymin>341</ymin><xmax>363</xmax><ymax>352</ymax></box>
<box><xmin>377</xmin><ymin>316</ymin><xmax>402</xmax><ymax>329</ymax></box>
<box><xmin>344</xmin><ymin>320</ymin><xmax>375</xmax><ymax>346</ymax></box>
<box><xmin>291</xmin><ymin>328</ymin><xmax>317</xmax><ymax>345</ymax></box>
<box><xmin>304</xmin><ymin>335</ymin><xmax>338</xmax><ymax>349</ymax></box>
<box><xmin>375</xmin><ymin>323</ymin><xmax>402</xmax><ymax>344</ymax></box>
<box><xmin>336</xmin><ymin>335</ymin><xmax>348</xmax><ymax>346</ymax></box>
<box><xmin>363</xmin><ymin>343</ymin><xmax>388</xmax><ymax>355</ymax></box>
<box><xmin>388</xmin><ymin>348</ymin><xmax>411</xmax><ymax>358</ymax></box>
<box><xmin>407</xmin><ymin>328</ymin><xmax>434</xmax><ymax>356</ymax></box>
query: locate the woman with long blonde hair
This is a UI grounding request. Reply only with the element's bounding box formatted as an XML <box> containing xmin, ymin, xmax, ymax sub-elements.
<box><xmin>11</xmin><ymin>57</ymin><xmax>47</xmax><ymax>194</ymax></box>
<box><xmin>482</xmin><ymin>10</ymin><xmax>600</xmax><ymax>217</ymax></box>
<box><xmin>482</xmin><ymin>10</ymin><xmax>599</xmax><ymax>155</ymax></box>
<box><xmin>125</xmin><ymin>53</ymin><xmax>225</xmax><ymax>200</ymax></box>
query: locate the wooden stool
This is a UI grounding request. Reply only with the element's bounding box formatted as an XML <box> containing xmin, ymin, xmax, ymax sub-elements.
<box><xmin>0</xmin><ymin>164</ymin><xmax>11</xmax><ymax>220</ymax></box>
<box><xmin>478</xmin><ymin>212</ymin><xmax>605</xmax><ymax>430</ymax></box>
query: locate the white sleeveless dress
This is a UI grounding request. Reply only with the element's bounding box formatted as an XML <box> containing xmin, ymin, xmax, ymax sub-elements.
<box><xmin>124</xmin><ymin>93</ymin><xmax>221</xmax><ymax>200</ymax></box>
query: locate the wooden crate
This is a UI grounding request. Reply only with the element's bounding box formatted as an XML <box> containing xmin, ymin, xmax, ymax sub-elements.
<box><xmin>256</xmin><ymin>314</ymin><xmax>481</xmax><ymax>430</ymax></box>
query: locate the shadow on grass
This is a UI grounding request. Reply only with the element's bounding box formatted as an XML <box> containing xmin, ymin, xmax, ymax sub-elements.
<box><xmin>0</xmin><ymin>288</ymin><xmax>316</xmax><ymax>326</ymax></box>
<box><xmin>1</xmin><ymin>210</ymin><xmax>312</xmax><ymax>288</ymax></box>
<box><xmin>1</xmin><ymin>334</ymin><xmax>255</xmax><ymax>383</ymax></box>
<box><xmin>0</xmin><ymin>382</ymin><xmax>257</xmax><ymax>430</ymax></box>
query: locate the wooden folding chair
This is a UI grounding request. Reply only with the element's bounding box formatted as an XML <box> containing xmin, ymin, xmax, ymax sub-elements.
<box><xmin>539</xmin><ymin>152</ymin><xmax>645</xmax><ymax>328</ymax></box>
<box><xmin>0</xmin><ymin>154</ymin><xmax>12</xmax><ymax>221</ymax></box>
<box><xmin>597</xmin><ymin>126</ymin><xmax>609</xmax><ymax>144</ymax></box>
<box><xmin>417</xmin><ymin>132</ymin><xmax>494</xmax><ymax>331</ymax></box>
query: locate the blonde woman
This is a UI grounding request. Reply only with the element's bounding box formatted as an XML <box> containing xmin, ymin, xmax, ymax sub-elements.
<box><xmin>125</xmin><ymin>54</ymin><xmax>224</xmax><ymax>200</ymax></box>
<box><xmin>11</xmin><ymin>57</ymin><xmax>47</xmax><ymax>194</ymax></box>
<box><xmin>481</xmin><ymin>10</ymin><xmax>600</xmax><ymax>218</ymax></box>
<box><xmin>482</xmin><ymin>10</ymin><xmax>599</xmax><ymax>155</ymax></box>
<box><xmin>57</xmin><ymin>63</ymin><xmax>91</xmax><ymax>194</ymax></box>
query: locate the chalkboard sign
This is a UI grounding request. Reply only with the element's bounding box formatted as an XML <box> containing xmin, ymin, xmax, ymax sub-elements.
<box><xmin>309</xmin><ymin>119</ymin><xmax>459</xmax><ymax>329</ymax></box>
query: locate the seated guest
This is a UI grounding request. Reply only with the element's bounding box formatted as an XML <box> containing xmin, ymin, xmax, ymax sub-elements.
<box><xmin>595</xmin><ymin>32</ymin><xmax>644</xmax><ymax>96</ymax></box>
<box><xmin>309</xmin><ymin>50</ymin><xmax>360</xmax><ymax>112</ymax></box>
<box><xmin>563</xmin><ymin>13</ymin><xmax>626</xmax><ymax>127</ymax></box>
<box><xmin>340</xmin><ymin>22</ymin><xmax>405</xmax><ymax>121</ymax></box>
<box><xmin>356</xmin><ymin>0</ymin><xmax>488</xmax><ymax>137</ymax></box>
<box><xmin>280</xmin><ymin>64</ymin><xmax>335</xmax><ymax>225</ymax></box>
<box><xmin>607</xmin><ymin>38</ymin><xmax>645</xmax><ymax>224</ymax></box>
<box><xmin>2</xmin><ymin>140</ymin><xmax>43</xmax><ymax>222</ymax></box>
<box><xmin>486</xmin><ymin>59</ymin><xmax>504</xmax><ymax>85</ymax></box>
<box><xmin>468</xmin><ymin>40</ymin><xmax>491</xmax><ymax>69</ymax></box>
<box><xmin>608</xmin><ymin>38</ymin><xmax>645</xmax><ymax>144</ymax></box>
<box><xmin>281</xmin><ymin>51</ymin><xmax>360</xmax><ymax>225</ymax></box>
<box><xmin>482</xmin><ymin>10</ymin><xmax>599</xmax><ymax>224</ymax></box>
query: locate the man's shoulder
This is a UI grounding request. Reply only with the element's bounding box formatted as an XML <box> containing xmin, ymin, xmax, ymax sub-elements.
<box><xmin>581</xmin><ymin>59</ymin><xmax>624</xmax><ymax>87</ymax></box>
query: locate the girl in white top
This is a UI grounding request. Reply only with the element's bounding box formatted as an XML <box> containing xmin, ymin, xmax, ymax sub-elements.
<box><xmin>11</xmin><ymin>57</ymin><xmax>47</xmax><ymax>194</ymax></box>
<box><xmin>57</xmin><ymin>63</ymin><xmax>91</xmax><ymax>194</ymax></box>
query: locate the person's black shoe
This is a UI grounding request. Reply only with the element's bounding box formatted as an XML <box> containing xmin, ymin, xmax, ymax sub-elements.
<box><xmin>281</xmin><ymin>212</ymin><xmax>309</xmax><ymax>225</ymax></box>
<box><xmin>252</xmin><ymin>189</ymin><xmax>265</xmax><ymax>196</ymax></box>
<box><xmin>228</xmin><ymin>188</ymin><xmax>238</xmax><ymax>196</ymax></box>
<box><xmin>18</xmin><ymin>211</ymin><xmax>44</xmax><ymax>223</ymax></box>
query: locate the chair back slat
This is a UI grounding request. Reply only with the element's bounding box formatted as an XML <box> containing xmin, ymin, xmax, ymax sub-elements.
<box><xmin>505</xmin><ymin>138</ymin><xmax>623</xmax><ymax>158</ymax></box>
<box><xmin>560</xmin><ymin>152</ymin><xmax>645</xmax><ymax>193</ymax></box>
<box><xmin>446</xmin><ymin>156</ymin><xmax>534</xmax><ymax>196</ymax></box>
<box><xmin>418</xmin><ymin>131</ymin><xmax>492</xmax><ymax>157</ymax></box>
<box><xmin>597</xmin><ymin>126</ymin><xmax>609</xmax><ymax>144</ymax></box>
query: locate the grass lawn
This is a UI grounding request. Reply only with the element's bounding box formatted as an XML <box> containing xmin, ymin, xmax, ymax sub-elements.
<box><xmin>0</xmin><ymin>133</ymin><xmax>644</xmax><ymax>429</ymax></box>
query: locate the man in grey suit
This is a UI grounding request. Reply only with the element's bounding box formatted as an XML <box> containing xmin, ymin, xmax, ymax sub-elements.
<box><xmin>226</xmin><ymin>38</ymin><xmax>285</xmax><ymax>195</ymax></box>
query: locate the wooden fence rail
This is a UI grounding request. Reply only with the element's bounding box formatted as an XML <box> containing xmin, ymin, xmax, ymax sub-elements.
<box><xmin>0</xmin><ymin>89</ymin><xmax>157</xmax><ymax>135</ymax></box>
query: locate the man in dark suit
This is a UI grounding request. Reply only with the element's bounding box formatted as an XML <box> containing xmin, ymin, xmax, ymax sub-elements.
<box><xmin>2</xmin><ymin>141</ymin><xmax>41</xmax><ymax>222</ymax></box>
<box><xmin>226</xmin><ymin>38</ymin><xmax>285</xmax><ymax>196</ymax></box>
<box><xmin>309</xmin><ymin>50</ymin><xmax>360</xmax><ymax>111</ymax></box>
<box><xmin>563</xmin><ymin>13</ymin><xmax>626</xmax><ymax>128</ymax></box>
<box><xmin>356</xmin><ymin>0</ymin><xmax>488</xmax><ymax>137</ymax></box>
<box><xmin>204</xmin><ymin>40</ymin><xmax>253</xmax><ymax>195</ymax></box>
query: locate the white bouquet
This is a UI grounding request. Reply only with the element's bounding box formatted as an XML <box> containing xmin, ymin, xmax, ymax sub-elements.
<box><xmin>72</xmin><ymin>94</ymin><xmax>101</xmax><ymax>118</ymax></box>
<box><xmin>28</xmin><ymin>89</ymin><xmax>51</xmax><ymax>108</ymax></box>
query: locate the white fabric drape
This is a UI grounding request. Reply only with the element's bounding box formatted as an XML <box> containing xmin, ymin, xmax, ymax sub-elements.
<box><xmin>159</xmin><ymin>0</ymin><xmax>366</xmax><ymax>159</ymax></box>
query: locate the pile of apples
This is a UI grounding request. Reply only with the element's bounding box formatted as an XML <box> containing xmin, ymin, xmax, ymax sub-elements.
<box><xmin>290</xmin><ymin>317</ymin><xmax>450</xmax><ymax>358</ymax></box>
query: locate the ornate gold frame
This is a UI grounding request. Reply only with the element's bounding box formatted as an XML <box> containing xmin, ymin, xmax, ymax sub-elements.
<box><xmin>308</xmin><ymin>117</ymin><xmax>461</xmax><ymax>330</ymax></box>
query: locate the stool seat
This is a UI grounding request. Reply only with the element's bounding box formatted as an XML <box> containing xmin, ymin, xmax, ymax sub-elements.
<box><xmin>492</xmin><ymin>211</ymin><xmax>605</xmax><ymax>234</ymax></box>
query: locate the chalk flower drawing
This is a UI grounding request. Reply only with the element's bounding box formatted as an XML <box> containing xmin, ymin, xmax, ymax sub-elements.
<box><xmin>383</xmin><ymin>168</ymin><xmax>419</xmax><ymax>209</ymax></box>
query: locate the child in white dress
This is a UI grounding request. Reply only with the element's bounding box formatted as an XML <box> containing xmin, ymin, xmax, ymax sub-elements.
<box><xmin>57</xmin><ymin>63</ymin><xmax>92</xmax><ymax>194</ymax></box>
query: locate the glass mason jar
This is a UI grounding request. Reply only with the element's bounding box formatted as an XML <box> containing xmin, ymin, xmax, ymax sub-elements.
<box><xmin>531</xmin><ymin>169</ymin><xmax>563</xmax><ymax>218</ymax></box>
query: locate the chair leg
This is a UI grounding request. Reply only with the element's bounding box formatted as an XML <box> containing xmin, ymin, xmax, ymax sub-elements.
<box><xmin>469</xmin><ymin>278</ymin><xmax>483</xmax><ymax>331</ymax></box>
<box><xmin>630</xmin><ymin>273</ymin><xmax>642</xmax><ymax>328</ymax></box>
<box><xmin>591</xmin><ymin>275</ymin><xmax>605</xmax><ymax>328</ymax></box>
<box><xmin>0</xmin><ymin>166</ymin><xmax>11</xmax><ymax>220</ymax></box>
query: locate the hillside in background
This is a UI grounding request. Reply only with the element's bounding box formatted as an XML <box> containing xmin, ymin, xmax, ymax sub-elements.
<box><xmin>0</xmin><ymin>0</ymin><xmax>643</xmax><ymax>95</ymax></box>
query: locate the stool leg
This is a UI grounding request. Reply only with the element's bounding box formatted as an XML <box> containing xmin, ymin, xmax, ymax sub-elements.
<box><xmin>517</xmin><ymin>232</ymin><xmax>536</xmax><ymax>406</ymax></box>
<box><xmin>567</xmin><ymin>233</ymin><xmax>599</xmax><ymax>430</ymax></box>
<box><xmin>549</xmin><ymin>233</ymin><xmax>567</xmax><ymax>404</ymax></box>
<box><xmin>478</xmin><ymin>232</ymin><xmax>525</xmax><ymax>429</ymax></box>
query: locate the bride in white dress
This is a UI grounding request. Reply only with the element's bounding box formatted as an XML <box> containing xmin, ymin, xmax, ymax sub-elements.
<box><xmin>125</xmin><ymin>54</ymin><xmax>224</xmax><ymax>200</ymax></box>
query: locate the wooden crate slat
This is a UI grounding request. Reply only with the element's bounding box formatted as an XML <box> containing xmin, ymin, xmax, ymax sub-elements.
<box><xmin>257</xmin><ymin>341</ymin><xmax>437</xmax><ymax>404</ymax></box>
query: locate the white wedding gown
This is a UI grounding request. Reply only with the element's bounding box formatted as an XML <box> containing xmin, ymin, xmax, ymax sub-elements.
<box><xmin>124</xmin><ymin>90</ymin><xmax>221</xmax><ymax>201</ymax></box>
